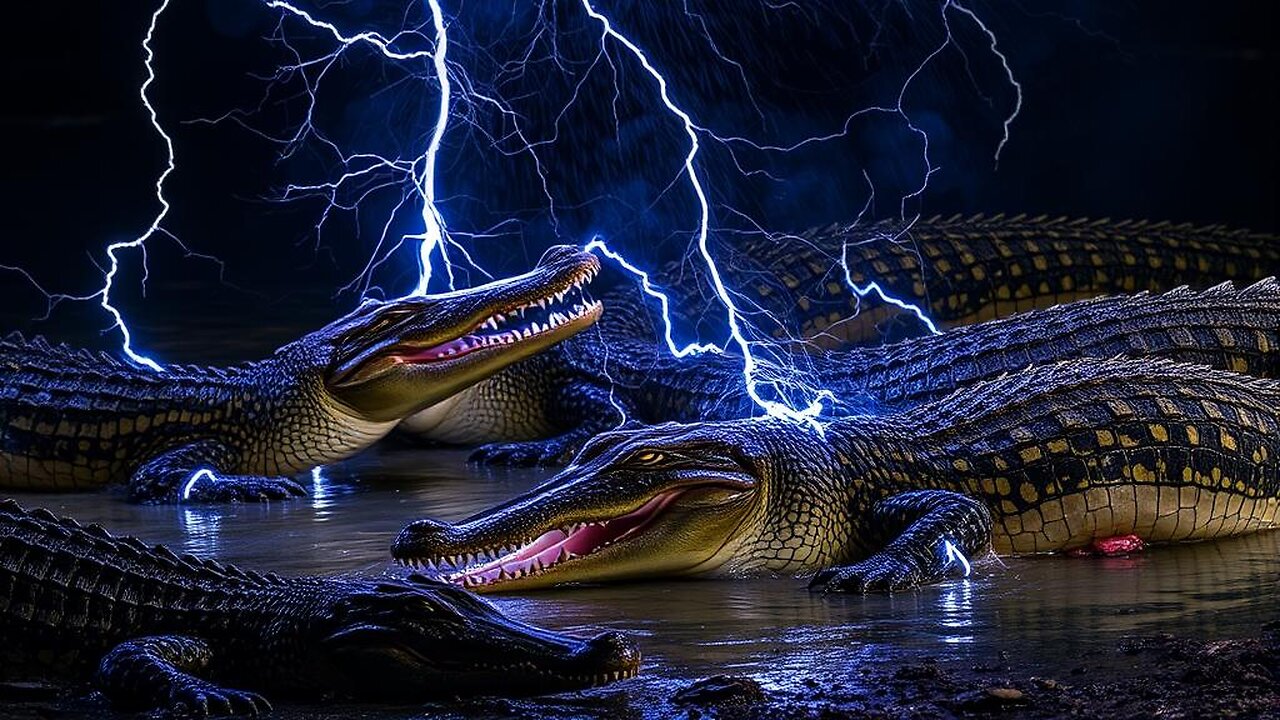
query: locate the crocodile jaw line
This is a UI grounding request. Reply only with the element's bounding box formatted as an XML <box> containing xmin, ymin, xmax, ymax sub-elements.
<box><xmin>394</xmin><ymin>273</ymin><xmax>601</xmax><ymax>364</ymax></box>
<box><xmin>432</xmin><ymin>490</ymin><xmax>685</xmax><ymax>590</ymax></box>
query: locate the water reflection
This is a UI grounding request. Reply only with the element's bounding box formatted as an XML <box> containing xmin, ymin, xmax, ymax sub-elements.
<box><xmin>179</xmin><ymin>506</ymin><xmax>223</xmax><ymax>557</ymax></box>
<box><xmin>310</xmin><ymin>467</ymin><xmax>331</xmax><ymax>513</ymax></box>
<box><xmin>936</xmin><ymin>579</ymin><xmax>975</xmax><ymax>644</ymax></box>
<box><xmin>10</xmin><ymin>445</ymin><xmax>1279</xmax><ymax>713</ymax></box>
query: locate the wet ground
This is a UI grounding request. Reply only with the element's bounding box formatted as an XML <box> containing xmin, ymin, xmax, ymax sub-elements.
<box><xmin>3</xmin><ymin>445</ymin><xmax>1278</xmax><ymax>718</ymax></box>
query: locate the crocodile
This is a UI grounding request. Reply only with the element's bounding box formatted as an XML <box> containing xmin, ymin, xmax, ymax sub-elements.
<box><xmin>392</xmin><ymin>357</ymin><xmax>1280</xmax><ymax>593</ymax></box>
<box><xmin>0</xmin><ymin>499</ymin><xmax>639</xmax><ymax>715</ymax></box>
<box><xmin>752</xmin><ymin>213</ymin><xmax>1280</xmax><ymax>345</ymax></box>
<box><xmin>0</xmin><ymin>246</ymin><xmax>600</xmax><ymax>502</ymax></box>
<box><xmin>405</xmin><ymin>278</ymin><xmax>1280</xmax><ymax>466</ymax></box>
<box><xmin>400</xmin><ymin>216</ymin><xmax>1280</xmax><ymax>464</ymax></box>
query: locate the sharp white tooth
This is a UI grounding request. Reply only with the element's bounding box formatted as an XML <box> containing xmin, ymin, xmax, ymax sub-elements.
<box><xmin>557</xmin><ymin>548</ymin><xmax>571</xmax><ymax>564</ymax></box>
<box><xmin>537</xmin><ymin>298</ymin><xmax>547</xmax><ymax>309</ymax></box>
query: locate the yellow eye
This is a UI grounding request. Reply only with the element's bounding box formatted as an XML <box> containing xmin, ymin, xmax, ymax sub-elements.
<box><xmin>631</xmin><ymin>450</ymin><xmax>665</xmax><ymax>465</ymax></box>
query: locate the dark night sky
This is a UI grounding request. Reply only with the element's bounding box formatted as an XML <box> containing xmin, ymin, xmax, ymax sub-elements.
<box><xmin>0</xmin><ymin>1</ymin><xmax>1275</xmax><ymax>359</ymax></box>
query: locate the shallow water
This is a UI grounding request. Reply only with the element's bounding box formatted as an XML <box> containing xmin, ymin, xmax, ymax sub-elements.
<box><xmin>13</xmin><ymin>443</ymin><xmax>1279</xmax><ymax>718</ymax></box>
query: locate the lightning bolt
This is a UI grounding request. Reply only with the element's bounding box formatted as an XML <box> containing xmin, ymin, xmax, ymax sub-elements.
<box><xmin>409</xmin><ymin>0</ymin><xmax>453</xmax><ymax>295</ymax></box>
<box><xmin>213</xmin><ymin>0</ymin><xmax>1019</xmax><ymax>421</ymax></box>
<box><xmin>578</xmin><ymin>0</ymin><xmax>826</xmax><ymax>423</ymax></box>
<box><xmin>2</xmin><ymin>1</ymin><xmax>1023</xmax><ymax>424</ymax></box>
<box><xmin>572</xmin><ymin>0</ymin><xmax>1026</xmax><ymax>417</ymax></box>
<box><xmin>99</xmin><ymin>0</ymin><xmax>176</xmax><ymax>372</ymax></box>
<box><xmin>259</xmin><ymin>0</ymin><xmax>460</xmax><ymax>295</ymax></box>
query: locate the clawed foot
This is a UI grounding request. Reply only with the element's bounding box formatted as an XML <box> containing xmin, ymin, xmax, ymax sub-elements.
<box><xmin>809</xmin><ymin>555</ymin><xmax>930</xmax><ymax>594</ymax></box>
<box><xmin>168</xmin><ymin>679</ymin><xmax>271</xmax><ymax>717</ymax></box>
<box><xmin>469</xmin><ymin>439</ymin><xmax>580</xmax><ymax>467</ymax></box>
<box><xmin>180</xmin><ymin>473</ymin><xmax>308</xmax><ymax>504</ymax></box>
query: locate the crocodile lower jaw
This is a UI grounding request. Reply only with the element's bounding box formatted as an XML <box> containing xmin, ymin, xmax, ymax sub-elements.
<box><xmin>437</xmin><ymin>490</ymin><xmax>685</xmax><ymax>589</ymax></box>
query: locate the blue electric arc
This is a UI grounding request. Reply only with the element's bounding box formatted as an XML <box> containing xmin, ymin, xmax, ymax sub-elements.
<box><xmin>10</xmin><ymin>0</ymin><xmax>1024</xmax><ymax>425</ymax></box>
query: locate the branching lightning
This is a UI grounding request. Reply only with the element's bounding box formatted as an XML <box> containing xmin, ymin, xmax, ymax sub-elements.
<box><xmin>5</xmin><ymin>0</ymin><xmax>1023</xmax><ymax>423</ymax></box>
<box><xmin>100</xmin><ymin>0</ymin><xmax>175</xmax><ymax>372</ymax></box>
<box><xmin>578</xmin><ymin>0</ymin><xmax>826</xmax><ymax>423</ymax></box>
<box><xmin>258</xmin><ymin>0</ymin><xmax>462</xmax><ymax>295</ymax></box>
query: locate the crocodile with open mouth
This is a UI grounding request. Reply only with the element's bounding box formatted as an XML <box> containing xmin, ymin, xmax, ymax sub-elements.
<box><xmin>409</xmin><ymin>278</ymin><xmax>1280</xmax><ymax>466</ymax></box>
<box><xmin>0</xmin><ymin>246</ymin><xmax>600</xmax><ymax>502</ymax></box>
<box><xmin>399</xmin><ymin>215</ymin><xmax>1280</xmax><ymax>465</ymax></box>
<box><xmin>0</xmin><ymin>499</ymin><xmax>640</xmax><ymax>716</ymax></box>
<box><xmin>393</xmin><ymin>357</ymin><xmax>1280</xmax><ymax>593</ymax></box>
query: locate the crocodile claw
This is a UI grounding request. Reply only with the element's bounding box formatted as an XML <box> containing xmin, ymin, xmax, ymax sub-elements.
<box><xmin>170</xmin><ymin>680</ymin><xmax>272</xmax><ymax>717</ymax></box>
<box><xmin>181</xmin><ymin>475</ymin><xmax>308</xmax><ymax>504</ymax></box>
<box><xmin>809</xmin><ymin>555</ymin><xmax>927</xmax><ymax>594</ymax></box>
<box><xmin>469</xmin><ymin>439</ymin><xmax>580</xmax><ymax>467</ymax></box>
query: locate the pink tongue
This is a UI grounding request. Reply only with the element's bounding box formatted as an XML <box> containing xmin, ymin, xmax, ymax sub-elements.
<box><xmin>398</xmin><ymin>336</ymin><xmax>479</xmax><ymax>362</ymax></box>
<box><xmin>512</xmin><ymin>529</ymin><xmax>567</xmax><ymax>561</ymax></box>
<box><xmin>455</xmin><ymin>492</ymin><xmax>677</xmax><ymax>585</ymax></box>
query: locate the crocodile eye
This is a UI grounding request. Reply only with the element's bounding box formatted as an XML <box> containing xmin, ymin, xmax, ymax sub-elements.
<box><xmin>629</xmin><ymin>450</ymin><xmax>666</xmax><ymax>466</ymax></box>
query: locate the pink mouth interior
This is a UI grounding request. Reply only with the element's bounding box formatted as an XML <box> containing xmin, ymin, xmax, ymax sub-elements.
<box><xmin>448</xmin><ymin>490</ymin><xmax>684</xmax><ymax>587</ymax></box>
<box><xmin>392</xmin><ymin>288</ymin><xmax>599</xmax><ymax>364</ymax></box>
<box><xmin>396</xmin><ymin>335</ymin><xmax>494</xmax><ymax>363</ymax></box>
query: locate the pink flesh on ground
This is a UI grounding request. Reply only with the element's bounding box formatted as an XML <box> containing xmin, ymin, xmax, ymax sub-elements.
<box><xmin>1067</xmin><ymin>534</ymin><xmax>1146</xmax><ymax>557</ymax></box>
<box><xmin>450</xmin><ymin>490</ymin><xmax>684</xmax><ymax>586</ymax></box>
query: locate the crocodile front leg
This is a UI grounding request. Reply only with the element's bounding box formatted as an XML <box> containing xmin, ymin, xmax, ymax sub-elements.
<box><xmin>810</xmin><ymin>490</ymin><xmax>993</xmax><ymax>594</ymax></box>
<box><xmin>97</xmin><ymin>635</ymin><xmax>271</xmax><ymax>717</ymax></box>
<box><xmin>470</xmin><ymin>380</ymin><xmax>638</xmax><ymax>466</ymax></box>
<box><xmin>128</xmin><ymin>441</ymin><xmax>308</xmax><ymax>504</ymax></box>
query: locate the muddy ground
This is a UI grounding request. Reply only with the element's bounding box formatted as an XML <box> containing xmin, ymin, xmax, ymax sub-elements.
<box><xmin>2</xmin><ymin>623</ymin><xmax>1274</xmax><ymax>719</ymax></box>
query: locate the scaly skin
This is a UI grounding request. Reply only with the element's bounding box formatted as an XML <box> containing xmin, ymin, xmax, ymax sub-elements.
<box><xmin>401</xmin><ymin>215</ymin><xmax>1280</xmax><ymax>463</ymax></box>
<box><xmin>773</xmin><ymin>213</ymin><xmax>1280</xmax><ymax>344</ymax></box>
<box><xmin>0</xmin><ymin>499</ymin><xmax>640</xmax><ymax>715</ymax></box>
<box><xmin>393</xmin><ymin>357</ymin><xmax>1280</xmax><ymax>594</ymax></box>
<box><xmin>0</xmin><ymin>247</ymin><xmax>601</xmax><ymax>502</ymax></box>
<box><xmin>405</xmin><ymin>279</ymin><xmax>1280</xmax><ymax>466</ymax></box>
